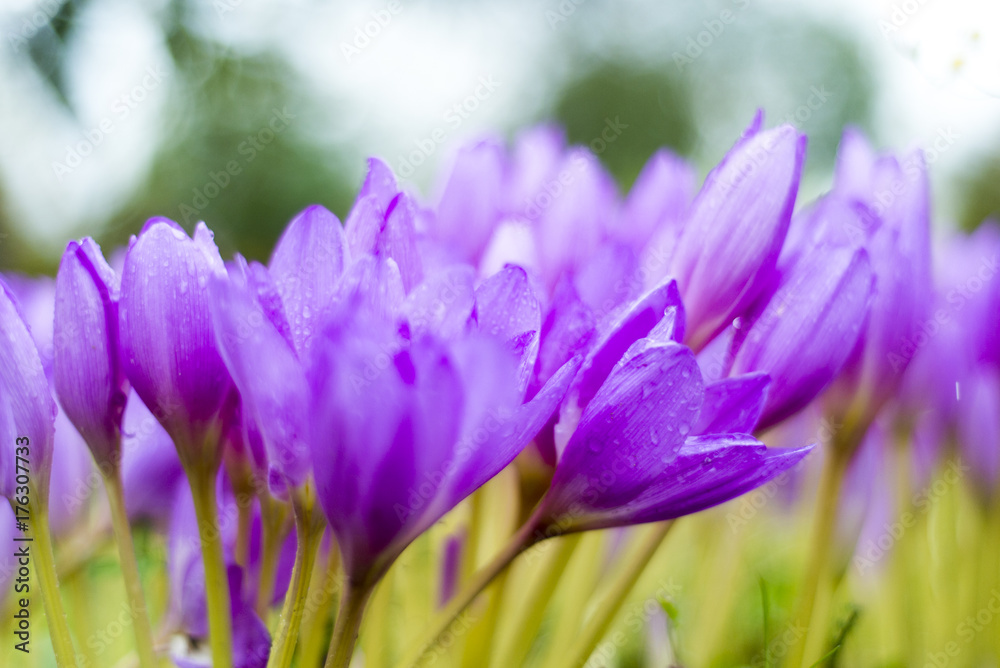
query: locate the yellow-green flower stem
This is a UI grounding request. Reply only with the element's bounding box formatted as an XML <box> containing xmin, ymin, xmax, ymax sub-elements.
<box><xmin>459</xmin><ymin>562</ymin><xmax>510</xmax><ymax>668</ymax></box>
<box><xmin>298</xmin><ymin>545</ymin><xmax>342</xmax><ymax>668</ymax></box>
<box><xmin>784</xmin><ymin>434</ymin><xmax>854</xmax><ymax>668</ymax></box>
<box><xmin>186</xmin><ymin>465</ymin><xmax>234</xmax><ymax>668</ymax></box>
<box><xmin>543</xmin><ymin>530</ymin><xmax>604</xmax><ymax>664</ymax></box>
<box><xmin>396</xmin><ymin>510</ymin><xmax>545</xmax><ymax>668</ymax></box>
<box><xmin>266</xmin><ymin>487</ymin><xmax>324</xmax><ymax>668</ymax></box>
<box><xmin>890</xmin><ymin>427</ymin><xmax>920</xmax><ymax>666</ymax></box>
<box><xmin>325</xmin><ymin>580</ymin><xmax>374</xmax><ymax>668</ymax></box>
<box><xmin>103</xmin><ymin>466</ymin><xmax>159</xmax><ymax>668</ymax></box>
<box><xmin>28</xmin><ymin>492</ymin><xmax>79</xmax><ymax>667</ymax></box>
<box><xmin>556</xmin><ymin>520</ymin><xmax>674</xmax><ymax>668</ymax></box>
<box><xmin>687</xmin><ymin>517</ymin><xmax>743</xmax><ymax>666</ymax></box>
<box><xmin>64</xmin><ymin>571</ymin><xmax>96</xmax><ymax>668</ymax></box>
<box><xmin>490</xmin><ymin>533</ymin><xmax>581</xmax><ymax>668</ymax></box>
<box><xmin>254</xmin><ymin>495</ymin><xmax>291</xmax><ymax>617</ymax></box>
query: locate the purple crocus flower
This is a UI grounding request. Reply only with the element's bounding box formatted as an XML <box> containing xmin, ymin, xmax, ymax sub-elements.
<box><xmin>825</xmin><ymin>129</ymin><xmax>932</xmax><ymax>426</ymax></box>
<box><xmin>54</xmin><ymin>238</ymin><xmax>128</xmax><ymax>468</ymax></box>
<box><xmin>120</xmin><ymin>218</ymin><xmax>233</xmax><ymax>464</ymax></box>
<box><xmin>895</xmin><ymin>223</ymin><xmax>1000</xmax><ymax>497</ymax></box>
<box><xmin>308</xmin><ymin>295</ymin><xmax>576</xmax><ymax>586</ymax></box>
<box><xmin>1</xmin><ymin>272</ymin><xmax>97</xmax><ymax>532</ymax></box>
<box><xmin>0</xmin><ymin>277</ymin><xmax>57</xmax><ymax>503</ymax></box>
<box><xmin>728</xmin><ymin>196</ymin><xmax>876</xmax><ymax>431</ymax></box>
<box><xmin>670</xmin><ymin>112</ymin><xmax>806</xmax><ymax>351</ymax></box>
<box><xmin>535</xmin><ymin>310</ymin><xmax>812</xmax><ymax>534</ymax></box>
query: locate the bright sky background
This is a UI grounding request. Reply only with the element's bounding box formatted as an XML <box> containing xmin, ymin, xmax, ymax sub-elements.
<box><xmin>1</xmin><ymin>0</ymin><xmax>998</xmax><ymax>255</ymax></box>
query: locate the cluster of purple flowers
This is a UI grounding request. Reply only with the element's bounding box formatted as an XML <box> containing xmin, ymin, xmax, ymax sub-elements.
<box><xmin>2</xmin><ymin>109</ymin><xmax>990</xmax><ymax>668</ymax></box>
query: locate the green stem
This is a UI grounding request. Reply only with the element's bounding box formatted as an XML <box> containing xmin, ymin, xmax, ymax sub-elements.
<box><xmin>324</xmin><ymin>580</ymin><xmax>374</xmax><ymax>668</ymax></box>
<box><xmin>557</xmin><ymin>521</ymin><xmax>674</xmax><ymax>668</ymax></box>
<box><xmin>460</xmin><ymin>562</ymin><xmax>510</xmax><ymax>668</ymax></box>
<box><xmin>784</xmin><ymin>441</ymin><xmax>852</xmax><ymax>668</ymax></box>
<box><xmin>187</xmin><ymin>468</ymin><xmax>234</xmax><ymax>668</ymax></box>
<box><xmin>490</xmin><ymin>533</ymin><xmax>581</xmax><ymax>668</ymax></box>
<box><xmin>545</xmin><ymin>531</ymin><xmax>604</xmax><ymax>664</ymax></box>
<box><xmin>255</xmin><ymin>497</ymin><xmax>289</xmax><ymax>617</ymax></box>
<box><xmin>235</xmin><ymin>500</ymin><xmax>253</xmax><ymax>570</ymax></box>
<box><xmin>64</xmin><ymin>571</ymin><xmax>96</xmax><ymax>668</ymax></box>
<box><xmin>299</xmin><ymin>545</ymin><xmax>342</xmax><ymax>668</ymax></box>
<box><xmin>103</xmin><ymin>469</ymin><xmax>158</xmax><ymax>668</ymax></box>
<box><xmin>266</xmin><ymin>505</ymin><xmax>323</xmax><ymax>668</ymax></box>
<box><xmin>30</xmin><ymin>496</ymin><xmax>79</xmax><ymax>667</ymax></box>
<box><xmin>397</xmin><ymin>511</ymin><xmax>544</xmax><ymax>668</ymax></box>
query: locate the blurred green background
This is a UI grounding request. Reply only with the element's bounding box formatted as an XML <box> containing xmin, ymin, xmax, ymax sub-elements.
<box><xmin>0</xmin><ymin>0</ymin><xmax>997</xmax><ymax>273</ymax></box>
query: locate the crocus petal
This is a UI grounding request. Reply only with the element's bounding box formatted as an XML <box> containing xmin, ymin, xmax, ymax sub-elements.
<box><xmin>572</xmin><ymin>279</ymin><xmax>685</xmax><ymax>412</ymax></box>
<box><xmin>119</xmin><ymin>219</ymin><xmax>231</xmax><ymax>457</ymax></box>
<box><xmin>210</xmin><ymin>274</ymin><xmax>310</xmax><ymax>490</ymax></box>
<box><xmin>552</xmin><ymin>436</ymin><xmax>812</xmax><ymax>532</ymax></box>
<box><xmin>434</xmin><ymin>138</ymin><xmax>505</xmax><ymax>263</ymax></box>
<box><xmin>344</xmin><ymin>194</ymin><xmax>384</xmax><ymax>259</ymax></box>
<box><xmin>378</xmin><ymin>193</ymin><xmax>424</xmax><ymax>293</ymax></box>
<box><xmin>617</xmin><ymin>148</ymin><xmax>695</xmax><ymax>249</ymax></box>
<box><xmin>534</xmin><ymin>150</ymin><xmax>617</xmax><ymax>290</ymax></box>
<box><xmin>533</xmin><ymin>279</ymin><xmax>595</xmax><ymax>395</ymax></box>
<box><xmin>479</xmin><ymin>220</ymin><xmax>541</xmax><ymax>281</ymax></box>
<box><xmin>402</xmin><ymin>265</ymin><xmax>476</xmax><ymax>340</ymax></box>
<box><xmin>828</xmin><ymin>130</ymin><xmax>932</xmax><ymax>421</ymax></box>
<box><xmin>0</xmin><ymin>279</ymin><xmax>56</xmax><ymax>501</ymax></box>
<box><xmin>308</xmin><ymin>312</ymin><xmax>461</xmax><ymax>582</ymax></box>
<box><xmin>545</xmin><ymin>340</ymin><xmax>704</xmax><ymax>520</ymax></box>
<box><xmin>54</xmin><ymin>238</ymin><xmax>127</xmax><ymax>466</ymax></box>
<box><xmin>356</xmin><ymin>157</ymin><xmax>399</xmax><ymax>213</ymax></box>
<box><xmin>439</xmin><ymin>342</ymin><xmax>579</xmax><ymax>512</ymax></box>
<box><xmin>957</xmin><ymin>369</ymin><xmax>1000</xmax><ymax>495</ymax></box>
<box><xmin>503</xmin><ymin>125</ymin><xmax>565</xmax><ymax>216</ymax></box>
<box><xmin>671</xmin><ymin>116</ymin><xmax>806</xmax><ymax>350</ymax></box>
<box><xmin>732</xmin><ymin>231</ymin><xmax>874</xmax><ymax>431</ymax></box>
<box><xmin>268</xmin><ymin>205</ymin><xmax>348</xmax><ymax>357</ymax></box>
<box><xmin>336</xmin><ymin>254</ymin><xmax>406</xmax><ymax>324</ymax></box>
<box><xmin>573</xmin><ymin>242</ymin><xmax>640</xmax><ymax>319</ymax></box>
<box><xmin>474</xmin><ymin>264</ymin><xmax>541</xmax><ymax>391</ymax></box>
<box><xmin>4</xmin><ymin>275</ymin><xmax>56</xmax><ymax>372</ymax></box>
<box><xmin>693</xmin><ymin>373</ymin><xmax>770</xmax><ymax>436</ymax></box>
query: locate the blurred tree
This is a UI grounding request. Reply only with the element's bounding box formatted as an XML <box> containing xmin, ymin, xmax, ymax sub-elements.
<box><xmin>551</xmin><ymin>59</ymin><xmax>696</xmax><ymax>190</ymax></box>
<box><xmin>954</xmin><ymin>151</ymin><xmax>1000</xmax><ymax>230</ymax></box>
<box><xmin>100</xmin><ymin>16</ymin><xmax>356</xmax><ymax>263</ymax></box>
